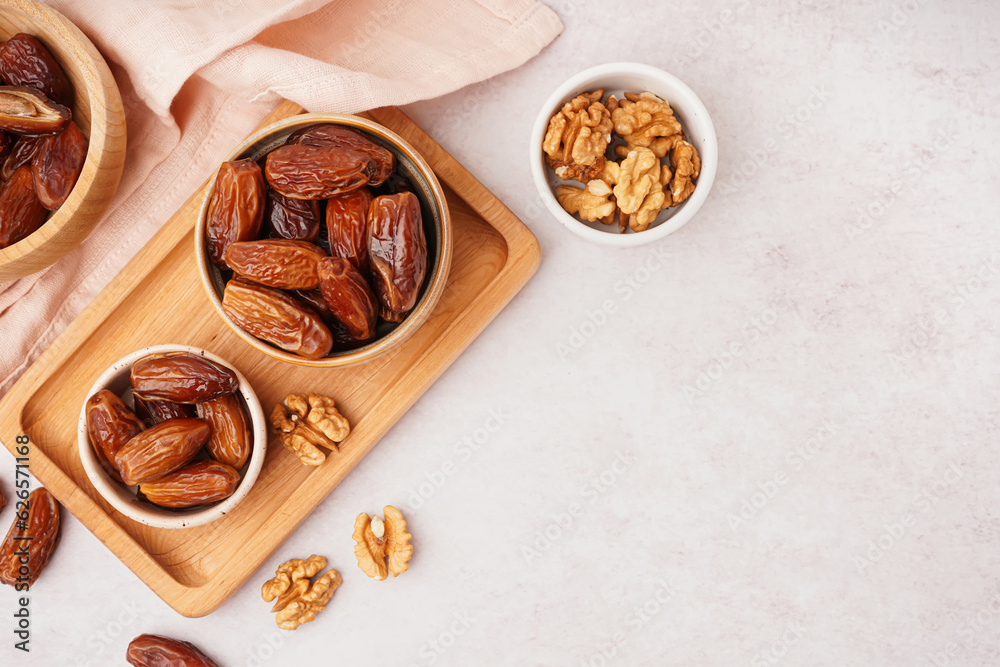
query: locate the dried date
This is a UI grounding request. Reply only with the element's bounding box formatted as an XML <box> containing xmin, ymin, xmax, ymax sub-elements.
<box><xmin>197</xmin><ymin>394</ymin><xmax>251</xmax><ymax>469</ymax></box>
<box><xmin>222</xmin><ymin>279</ymin><xmax>333</xmax><ymax>359</ymax></box>
<box><xmin>2</xmin><ymin>135</ymin><xmax>41</xmax><ymax>181</ymax></box>
<box><xmin>318</xmin><ymin>257</ymin><xmax>378</xmax><ymax>340</ymax></box>
<box><xmin>86</xmin><ymin>389</ymin><xmax>145</xmax><ymax>481</ymax></box>
<box><xmin>134</xmin><ymin>396</ymin><xmax>195</xmax><ymax>427</ymax></box>
<box><xmin>291</xmin><ymin>125</ymin><xmax>393</xmax><ymax>186</ymax></box>
<box><xmin>138</xmin><ymin>460</ymin><xmax>241</xmax><ymax>509</ymax></box>
<box><xmin>131</xmin><ymin>354</ymin><xmax>239</xmax><ymax>404</ymax></box>
<box><xmin>266</xmin><ymin>189</ymin><xmax>320</xmax><ymax>241</ymax></box>
<box><xmin>0</xmin><ymin>33</ymin><xmax>74</xmax><ymax>107</ymax></box>
<box><xmin>326</xmin><ymin>187</ymin><xmax>372</xmax><ymax>274</ymax></box>
<box><xmin>114</xmin><ymin>418</ymin><xmax>211</xmax><ymax>486</ymax></box>
<box><xmin>0</xmin><ymin>131</ymin><xmax>14</xmax><ymax>163</ymax></box>
<box><xmin>368</xmin><ymin>192</ymin><xmax>427</xmax><ymax>318</ymax></box>
<box><xmin>0</xmin><ymin>165</ymin><xmax>48</xmax><ymax>248</ymax></box>
<box><xmin>32</xmin><ymin>121</ymin><xmax>87</xmax><ymax>210</ymax></box>
<box><xmin>225</xmin><ymin>239</ymin><xmax>325</xmax><ymax>290</ymax></box>
<box><xmin>0</xmin><ymin>488</ymin><xmax>60</xmax><ymax>587</ymax></box>
<box><xmin>205</xmin><ymin>159</ymin><xmax>266</xmax><ymax>267</ymax></box>
<box><xmin>265</xmin><ymin>144</ymin><xmax>374</xmax><ymax>199</ymax></box>
<box><xmin>126</xmin><ymin>634</ymin><xmax>219</xmax><ymax>667</ymax></box>
<box><xmin>0</xmin><ymin>85</ymin><xmax>71</xmax><ymax>135</ymax></box>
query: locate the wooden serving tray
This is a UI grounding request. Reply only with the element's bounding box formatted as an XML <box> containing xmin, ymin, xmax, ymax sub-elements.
<box><xmin>0</xmin><ymin>101</ymin><xmax>540</xmax><ymax>617</ymax></box>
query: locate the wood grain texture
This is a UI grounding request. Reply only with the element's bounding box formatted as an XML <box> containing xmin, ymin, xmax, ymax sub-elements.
<box><xmin>0</xmin><ymin>101</ymin><xmax>540</xmax><ymax>616</ymax></box>
<box><xmin>0</xmin><ymin>0</ymin><xmax>126</xmax><ymax>281</ymax></box>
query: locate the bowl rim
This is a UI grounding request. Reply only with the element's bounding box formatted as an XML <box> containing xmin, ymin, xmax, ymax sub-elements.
<box><xmin>76</xmin><ymin>344</ymin><xmax>268</xmax><ymax>530</ymax></box>
<box><xmin>529</xmin><ymin>61</ymin><xmax>718</xmax><ymax>248</ymax></box>
<box><xmin>0</xmin><ymin>0</ymin><xmax>126</xmax><ymax>277</ymax></box>
<box><xmin>194</xmin><ymin>112</ymin><xmax>453</xmax><ymax>367</ymax></box>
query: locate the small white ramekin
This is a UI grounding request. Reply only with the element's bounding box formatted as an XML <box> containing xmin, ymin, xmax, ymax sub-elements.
<box><xmin>77</xmin><ymin>344</ymin><xmax>267</xmax><ymax>530</ymax></box>
<box><xmin>530</xmin><ymin>62</ymin><xmax>718</xmax><ymax>247</ymax></box>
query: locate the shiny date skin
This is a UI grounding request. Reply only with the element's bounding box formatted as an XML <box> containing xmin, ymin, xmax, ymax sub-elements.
<box><xmin>265</xmin><ymin>144</ymin><xmax>374</xmax><ymax>200</ymax></box>
<box><xmin>0</xmin><ymin>165</ymin><xmax>48</xmax><ymax>248</ymax></box>
<box><xmin>326</xmin><ymin>187</ymin><xmax>372</xmax><ymax>274</ymax></box>
<box><xmin>197</xmin><ymin>394</ymin><xmax>251</xmax><ymax>469</ymax></box>
<box><xmin>114</xmin><ymin>418</ymin><xmax>211</xmax><ymax>486</ymax></box>
<box><xmin>225</xmin><ymin>239</ymin><xmax>326</xmax><ymax>290</ymax></box>
<box><xmin>290</xmin><ymin>125</ymin><xmax>394</xmax><ymax>186</ymax></box>
<box><xmin>222</xmin><ymin>278</ymin><xmax>333</xmax><ymax>359</ymax></box>
<box><xmin>0</xmin><ymin>488</ymin><xmax>60</xmax><ymax>588</ymax></box>
<box><xmin>0</xmin><ymin>85</ymin><xmax>71</xmax><ymax>135</ymax></box>
<box><xmin>318</xmin><ymin>257</ymin><xmax>378</xmax><ymax>340</ymax></box>
<box><xmin>130</xmin><ymin>354</ymin><xmax>239</xmax><ymax>404</ymax></box>
<box><xmin>368</xmin><ymin>192</ymin><xmax>427</xmax><ymax>318</ymax></box>
<box><xmin>205</xmin><ymin>159</ymin><xmax>266</xmax><ymax>267</ymax></box>
<box><xmin>133</xmin><ymin>396</ymin><xmax>195</xmax><ymax>427</ymax></box>
<box><xmin>86</xmin><ymin>390</ymin><xmax>145</xmax><ymax>481</ymax></box>
<box><xmin>266</xmin><ymin>188</ymin><xmax>320</xmax><ymax>241</ymax></box>
<box><xmin>139</xmin><ymin>460</ymin><xmax>241</xmax><ymax>509</ymax></box>
<box><xmin>32</xmin><ymin>121</ymin><xmax>87</xmax><ymax>210</ymax></box>
<box><xmin>126</xmin><ymin>634</ymin><xmax>219</xmax><ymax>667</ymax></box>
<box><xmin>0</xmin><ymin>33</ymin><xmax>74</xmax><ymax>107</ymax></box>
<box><xmin>2</xmin><ymin>135</ymin><xmax>41</xmax><ymax>181</ymax></box>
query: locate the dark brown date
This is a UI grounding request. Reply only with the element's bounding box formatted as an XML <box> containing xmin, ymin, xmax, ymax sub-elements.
<box><xmin>86</xmin><ymin>390</ymin><xmax>145</xmax><ymax>481</ymax></box>
<box><xmin>266</xmin><ymin>188</ymin><xmax>320</xmax><ymax>241</ymax></box>
<box><xmin>0</xmin><ymin>85</ymin><xmax>71</xmax><ymax>135</ymax></box>
<box><xmin>0</xmin><ymin>165</ymin><xmax>48</xmax><ymax>248</ymax></box>
<box><xmin>2</xmin><ymin>135</ymin><xmax>41</xmax><ymax>181</ymax></box>
<box><xmin>368</xmin><ymin>192</ymin><xmax>427</xmax><ymax>318</ymax></box>
<box><xmin>0</xmin><ymin>488</ymin><xmax>60</xmax><ymax>587</ymax></box>
<box><xmin>131</xmin><ymin>354</ymin><xmax>239</xmax><ymax>404</ymax></box>
<box><xmin>205</xmin><ymin>159</ymin><xmax>265</xmax><ymax>267</ymax></box>
<box><xmin>114</xmin><ymin>418</ymin><xmax>211</xmax><ymax>486</ymax></box>
<box><xmin>224</xmin><ymin>239</ymin><xmax>325</xmax><ymax>290</ymax></box>
<box><xmin>134</xmin><ymin>396</ymin><xmax>195</xmax><ymax>427</ymax></box>
<box><xmin>196</xmin><ymin>394</ymin><xmax>251</xmax><ymax>469</ymax></box>
<box><xmin>265</xmin><ymin>144</ymin><xmax>374</xmax><ymax>200</ymax></box>
<box><xmin>318</xmin><ymin>257</ymin><xmax>377</xmax><ymax>340</ymax></box>
<box><xmin>32</xmin><ymin>121</ymin><xmax>87</xmax><ymax>210</ymax></box>
<box><xmin>139</xmin><ymin>460</ymin><xmax>241</xmax><ymax>509</ymax></box>
<box><xmin>326</xmin><ymin>187</ymin><xmax>372</xmax><ymax>274</ymax></box>
<box><xmin>291</xmin><ymin>125</ymin><xmax>394</xmax><ymax>186</ymax></box>
<box><xmin>293</xmin><ymin>288</ymin><xmax>336</xmax><ymax>322</ymax></box>
<box><xmin>0</xmin><ymin>34</ymin><xmax>74</xmax><ymax>107</ymax></box>
<box><xmin>126</xmin><ymin>633</ymin><xmax>219</xmax><ymax>667</ymax></box>
<box><xmin>222</xmin><ymin>278</ymin><xmax>333</xmax><ymax>359</ymax></box>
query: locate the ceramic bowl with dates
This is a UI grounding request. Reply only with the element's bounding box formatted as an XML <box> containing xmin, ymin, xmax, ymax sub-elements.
<box><xmin>77</xmin><ymin>345</ymin><xmax>267</xmax><ymax>529</ymax></box>
<box><xmin>195</xmin><ymin>113</ymin><xmax>453</xmax><ymax>367</ymax></box>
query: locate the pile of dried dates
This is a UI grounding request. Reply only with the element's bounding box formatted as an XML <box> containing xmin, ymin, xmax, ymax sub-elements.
<box><xmin>85</xmin><ymin>352</ymin><xmax>252</xmax><ymax>509</ymax></box>
<box><xmin>0</xmin><ymin>33</ymin><xmax>87</xmax><ymax>248</ymax></box>
<box><xmin>205</xmin><ymin>123</ymin><xmax>429</xmax><ymax>360</ymax></box>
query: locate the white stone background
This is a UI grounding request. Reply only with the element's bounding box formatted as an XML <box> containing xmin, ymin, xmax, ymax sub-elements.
<box><xmin>3</xmin><ymin>0</ymin><xmax>1000</xmax><ymax>665</ymax></box>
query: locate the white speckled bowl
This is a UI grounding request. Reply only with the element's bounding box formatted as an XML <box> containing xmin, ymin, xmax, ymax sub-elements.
<box><xmin>77</xmin><ymin>345</ymin><xmax>267</xmax><ymax>530</ymax></box>
<box><xmin>530</xmin><ymin>62</ymin><xmax>718</xmax><ymax>247</ymax></box>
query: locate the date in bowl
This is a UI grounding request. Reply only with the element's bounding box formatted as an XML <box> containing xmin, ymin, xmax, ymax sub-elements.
<box><xmin>76</xmin><ymin>345</ymin><xmax>267</xmax><ymax>530</ymax></box>
<box><xmin>0</xmin><ymin>0</ymin><xmax>126</xmax><ymax>281</ymax></box>
<box><xmin>194</xmin><ymin>113</ymin><xmax>453</xmax><ymax>368</ymax></box>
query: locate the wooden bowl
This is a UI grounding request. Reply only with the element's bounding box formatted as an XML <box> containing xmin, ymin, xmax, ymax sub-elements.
<box><xmin>195</xmin><ymin>113</ymin><xmax>453</xmax><ymax>368</ymax></box>
<box><xmin>0</xmin><ymin>0</ymin><xmax>126</xmax><ymax>282</ymax></box>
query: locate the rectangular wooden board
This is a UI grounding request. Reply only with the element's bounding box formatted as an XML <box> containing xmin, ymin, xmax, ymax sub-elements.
<box><xmin>0</xmin><ymin>101</ymin><xmax>540</xmax><ymax>617</ymax></box>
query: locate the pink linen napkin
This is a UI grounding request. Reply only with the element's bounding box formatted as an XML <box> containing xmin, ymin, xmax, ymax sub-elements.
<box><xmin>0</xmin><ymin>0</ymin><xmax>562</xmax><ymax>396</ymax></box>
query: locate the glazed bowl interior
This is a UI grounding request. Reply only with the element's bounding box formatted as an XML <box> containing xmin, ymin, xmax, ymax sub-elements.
<box><xmin>77</xmin><ymin>345</ymin><xmax>267</xmax><ymax>530</ymax></box>
<box><xmin>195</xmin><ymin>113</ymin><xmax>452</xmax><ymax>368</ymax></box>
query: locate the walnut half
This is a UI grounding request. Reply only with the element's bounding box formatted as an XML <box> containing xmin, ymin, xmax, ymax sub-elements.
<box><xmin>353</xmin><ymin>505</ymin><xmax>413</xmax><ymax>580</ymax></box>
<box><xmin>270</xmin><ymin>393</ymin><xmax>350</xmax><ymax>466</ymax></box>
<box><xmin>261</xmin><ymin>554</ymin><xmax>342</xmax><ymax>631</ymax></box>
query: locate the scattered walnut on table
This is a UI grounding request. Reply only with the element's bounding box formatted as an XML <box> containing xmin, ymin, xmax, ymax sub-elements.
<box><xmin>261</xmin><ymin>554</ymin><xmax>342</xmax><ymax>630</ymax></box>
<box><xmin>270</xmin><ymin>393</ymin><xmax>350</xmax><ymax>466</ymax></box>
<box><xmin>353</xmin><ymin>505</ymin><xmax>413</xmax><ymax>580</ymax></box>
<box><xmin>543</xmin><ymin>89</ymin><xmax>614</xmax><ymax>182</ymax></box>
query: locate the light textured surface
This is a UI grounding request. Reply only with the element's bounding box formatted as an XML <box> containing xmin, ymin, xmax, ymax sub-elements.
<box><xmin>3</xmin><ymin>1</ymin><xmax>1000</xmax><ymax>665</ymax></box>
